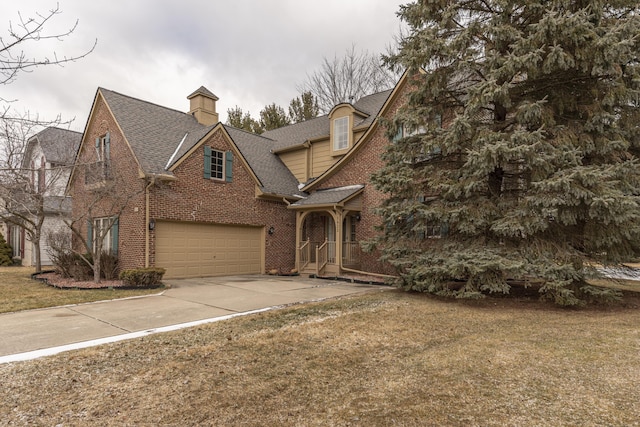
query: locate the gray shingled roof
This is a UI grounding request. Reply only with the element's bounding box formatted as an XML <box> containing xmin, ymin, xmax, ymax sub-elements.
<box><xmin>99</xmin><ymin>88</ymin><xmax>302</xmax><ymax>197</ymax></box>
<box><xmin>223</xmin><ymin>126</ymin><xmax>303</xmax><ymax>197</ymax></box>
<box><xmin>262</xmin><ymin>89</ymin><xmax>392</xmax><ymax>151</ymax></box>
<box><xmin>352</xmin><ymin>89</ymin><xmax>393</xmax><ymax>127</ymax></box>
<box><xmin>29</xmin><ymin>127</ymin><xmax>82</xmax><ymax>165</ymax></box>
<box><xmin>100</xmin><ymin>88</ymin><xmax>209</xmax><ymax>175</ymax></box>
<box><xmin>98</xmin><ymin>87</ymin><xmax>390</xmax><ymax>199</ymax></box>
<box><xmin>291</xmin><ymin>185</ymin><xmax>364</xmax><ymax>207</ymax></box>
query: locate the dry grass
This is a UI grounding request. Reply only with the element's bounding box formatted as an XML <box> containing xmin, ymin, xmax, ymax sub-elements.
<box><xmin>0</xmin><ymin>267</ymin><xmax>163</xmax><ymax>314</ymax></box>
<box><xmin>1</xmin><ymin>290</ymin><xmax>639</xmax><ymax>426</ymax></box>
<box><xmin>588</xmin><ymin>277</ymin><xmax>640</xmax><ymax>292</ymax></box>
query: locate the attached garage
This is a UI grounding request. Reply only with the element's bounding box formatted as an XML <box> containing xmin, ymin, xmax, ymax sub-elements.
<box><xmin>155</xmin><ymin>221</ymin><xmax>264</xmax><ymax>279</ymax></box>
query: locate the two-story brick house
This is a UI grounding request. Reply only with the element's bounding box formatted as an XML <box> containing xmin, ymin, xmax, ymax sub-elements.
<box><xmin>68</xmin><ymin>72</ymin><xmax>411</xmax><ymax>279</ymax></box>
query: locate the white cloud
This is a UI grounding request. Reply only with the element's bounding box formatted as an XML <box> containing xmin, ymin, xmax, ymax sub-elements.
<box><xmin>1</xmin><ymin>0</ymin><xmax>405</xmax><ymax>131</ymax></box>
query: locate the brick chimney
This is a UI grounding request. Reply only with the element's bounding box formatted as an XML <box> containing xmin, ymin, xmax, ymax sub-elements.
<box><xmin>188</xmin><ymin>86</ymin><xmax>219</xmax><ymax>126</ymax></box>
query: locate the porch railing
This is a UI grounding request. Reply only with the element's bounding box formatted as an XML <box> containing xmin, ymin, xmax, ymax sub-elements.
<box><xmin>299</xmin><ymin>239</ymin><xmax>310</xmax><ymax>271</ymax></box>
<box><xmin>299</xmin><ymin>240</ymin><xmax>352</xmax><ymax>272</ymax></box>
<box><xmin>316</xmin><ymin>240</ymin><xmax>328</xmax><ymax>276</ymax></box>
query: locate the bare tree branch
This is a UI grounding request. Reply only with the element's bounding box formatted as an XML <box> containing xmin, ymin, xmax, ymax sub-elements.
<box><xmin>0</xmin><ymin>2</ymin><xmax>96</xmax><ymax>90</ymax></box>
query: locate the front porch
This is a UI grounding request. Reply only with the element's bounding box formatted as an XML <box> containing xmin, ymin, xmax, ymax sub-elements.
<box><xmin>289</xmin><ymin>185</ymin><xmax>365</xmax><ymax>277</ymax></box>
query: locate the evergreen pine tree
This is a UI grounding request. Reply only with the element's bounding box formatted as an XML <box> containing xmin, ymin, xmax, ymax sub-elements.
<box><xmin>0</xmin><ymin>232</ymin><xmax>14</xmax><ymax>266</ymax></box>
<box><xmin>370</xmin><ymin>0</ymin><xmax>640</xmax><ymax>305</ymax></box>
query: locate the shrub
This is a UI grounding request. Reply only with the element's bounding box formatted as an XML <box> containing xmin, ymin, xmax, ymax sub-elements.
<box><xmin>47</xmin><ymin>230</ymin><xmax>118</xmax><ymax>281</ymax></box>
<box><xmin>0</xmin><ymin>232</ymin><xmax>13</xmax><ymax>266</ymax></box>
<box><xmin>119</xmin><ymin>268</ymin><xmax>166</xmax><ymax>288</ymax></box>
<box><xmin>100</xmin><ymin>252</ymin><xmax>119</xmax><ymax>280</ymax></box>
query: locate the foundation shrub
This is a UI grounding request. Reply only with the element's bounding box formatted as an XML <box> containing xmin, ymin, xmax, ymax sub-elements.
<box><xmin>119</xmin><ymin>267</ymin><xmax>166</xmax><ymax>288</ymax></box>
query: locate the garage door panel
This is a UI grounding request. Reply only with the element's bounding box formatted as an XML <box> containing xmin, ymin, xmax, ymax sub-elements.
<box><xmin>155</xmin><ymin>221</ymin><xmax>263</xmax><ymax>279</ymax></box>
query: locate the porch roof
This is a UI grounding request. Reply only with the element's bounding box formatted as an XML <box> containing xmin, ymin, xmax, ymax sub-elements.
<box><xmin>289</xmin><ymin>184</ymin><xmax>364</xmax><ymax>209</ymax></box>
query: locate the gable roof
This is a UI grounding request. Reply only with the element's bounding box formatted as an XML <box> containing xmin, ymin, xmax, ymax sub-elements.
<box><xmin>95</xmin><ymin>88</ymin><xmax>302</xmax><ymax>198</ymax></box>
<box><xmin>26</xmin><ymin>127</ymin><xmax>82</xmax><ymax>166</ymax></box>
<box><xmin>301</xmin><ymin>72</ymin><xmax>409</xmax><ymax>192</ymax></box>
<box><xmin>262</xmin><ymin>89</ymin><xmax>393</xmax><ymax>152</ymax></box>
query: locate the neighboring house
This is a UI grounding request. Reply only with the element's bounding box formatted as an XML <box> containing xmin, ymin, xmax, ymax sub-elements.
<box><xmin>5</xmin><ymin>127</ymin><xmax>81</xmax><ymax>266</ymax></box>
<box><xmin>68</xmin><ymin>72</ymin><xmax>412</xmax><ymax>279</ymax></box>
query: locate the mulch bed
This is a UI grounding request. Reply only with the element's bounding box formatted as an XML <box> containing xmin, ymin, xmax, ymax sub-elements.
<box><xmin>34</xmin><ymin>271</ymin><xmax>127</xmax><ymax>289</ymax></box>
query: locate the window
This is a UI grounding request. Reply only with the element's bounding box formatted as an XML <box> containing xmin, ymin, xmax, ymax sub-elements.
<box><xmin>210</xmin><ymin>149</ymin><xmax>225</xmax><ymax>180</ymax></box>
<box><xmin>425</xmin><ymin>223</ymin><xmax>445</xmax><ymax>239</ymax></box>
<box><xmin>204</xmin><ymin>146</ymin><xmax>233</xmax><ymax>182</ymax></box>
<box><xmin>89</xmin><ymin>216</ymin><xmax>119</xmax><ymax>255</ymax></box>
<box><xmin>333</xmin><ymin>116</ymin><xmax>349</xmax><ymax>151</ymax></box>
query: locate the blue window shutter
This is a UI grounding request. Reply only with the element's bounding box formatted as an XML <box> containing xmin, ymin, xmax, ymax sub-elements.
<box><xmin>204</xmin><ymin>146</ymin><xmax>212</xmax><ymax>179</ymax></box>
<box><xmin>111</xmin><ymin>217</ymin><xmax>119</xmax><ymax>255</ymax></box>
<box><xmin>95</xmin><ymin>137</ymin><xmax>100</xmax><ymax>149</ymax></box>
<box><xmin>441</xmin><ymin>222</ymin><xmax>449</xmax><ymax>237</ymax></box>
<box><xmin>393</xmin><ymin>125</ymin><xmax>403</xmax><ymax>143</ymax></box>
<box><xmin>87</xmin><ymin>220</ymin><xmax>93</xmax><ymax>252</ymax></box>
<box><xmin>104</xmin><ymin>132</ymin><xmax>110</xmax><ymax>161</ymax></box>
<box><xmin>225</xmin><ymin>151</ymin><xmax>233</xmax><ymax>182</ymax></box>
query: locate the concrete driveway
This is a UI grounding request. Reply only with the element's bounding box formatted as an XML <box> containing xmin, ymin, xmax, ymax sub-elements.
<box><xmin>0</xmin><ymin>275</ymin><xmax>383</xmax><ymax>364</ymax></box>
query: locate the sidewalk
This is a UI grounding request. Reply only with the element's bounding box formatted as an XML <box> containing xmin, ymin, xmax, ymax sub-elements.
<box><xmin>0</xmin><ymin>275</ymin><xmax>384</xmax><ymax>364</ymax></box>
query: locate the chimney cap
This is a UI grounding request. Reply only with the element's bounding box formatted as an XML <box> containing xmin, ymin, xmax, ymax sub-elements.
<box><xmin>187</xmin><ymin>86</ymin><xmax>219</xmax><ymax>101</ymax></box>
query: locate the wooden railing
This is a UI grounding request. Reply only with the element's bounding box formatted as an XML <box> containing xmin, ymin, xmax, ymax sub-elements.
<box><xmin>299</xmin><ymin>239</ymin><xmax>310</xmax><ymax>271</ymax></box>
<box><xmin>316</xmin><ymin>240</ymin><xmax>328</xmax><ymax>276</ymax></box>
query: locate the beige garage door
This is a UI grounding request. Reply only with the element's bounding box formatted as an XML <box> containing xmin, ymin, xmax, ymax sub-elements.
<box><xmin>155</xmin><ymin>221</ymin><xmax>263</xmax><ymax>279</ymax></box>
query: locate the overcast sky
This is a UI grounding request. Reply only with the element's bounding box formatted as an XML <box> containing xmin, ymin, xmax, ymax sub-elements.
<box><xmin>1</xmin><ymin>0</ymin><xmax>406</xmax><ymax>132</ymax></box>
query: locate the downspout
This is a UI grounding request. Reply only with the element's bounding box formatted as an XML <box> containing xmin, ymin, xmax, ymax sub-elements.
<box><xmin>144</xmin><ymin>176</ymin><xmax>155</xmax><ymax>268</ymax></box>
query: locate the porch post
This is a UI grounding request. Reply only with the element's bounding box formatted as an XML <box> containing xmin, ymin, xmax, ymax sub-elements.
<box><xmin>295</xmin><ymin>211</ymin><xmax>302</xmax><ymax>270</ymax></box>
<box><xmin>334</xmin><ymin>207</ymin><xmax>344</xmax><ymax>274</ymax></box>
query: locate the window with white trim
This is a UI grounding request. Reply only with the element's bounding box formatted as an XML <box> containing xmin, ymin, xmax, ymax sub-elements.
<box><xmin>210</xmin><ymin>149</ymin><xmax>225</xmax><ymax>180</ymax></box>
<box><xmin>333</xmin><ymin>116</ymin><xmax>349</xmax><ymax>151</ymax></box>
<box><xmin>92</xmin><ymin>216</ymin><xmax>118</xmax><ymax>254</ymax></box>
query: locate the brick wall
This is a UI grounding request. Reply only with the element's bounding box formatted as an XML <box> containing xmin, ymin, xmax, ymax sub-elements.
<box><xmin>69</xmin><ymin>94</ymin><xmax>146</xmax><ymax>271</ymax></box>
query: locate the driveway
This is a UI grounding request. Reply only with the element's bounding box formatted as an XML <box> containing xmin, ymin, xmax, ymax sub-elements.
<box><xmin>0</xmin><ymin>275</ymin><xmax>384</xmax><ymax>364</ymax></box>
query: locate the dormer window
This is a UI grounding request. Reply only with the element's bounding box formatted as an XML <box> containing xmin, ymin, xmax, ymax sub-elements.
<box><xmin>333</xmin><ymin>116</ymin><xmax>349</xmax><ymax>151</ymax></box>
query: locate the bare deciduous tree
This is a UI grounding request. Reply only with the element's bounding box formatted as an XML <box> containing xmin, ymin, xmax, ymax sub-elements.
<box><xmin>65</xmin><ymin>159</ymin><xmax>148</xmax><ymax>283</ymax></box>
<box><xmin>0</xmin><ymin>3</ymin><xmax>95</xmax><ymax>272</ymax></box>
<box><xmin>298</xmin><ymin>46</ymin><xmax>400</xmax><ymax>113</ymax></box>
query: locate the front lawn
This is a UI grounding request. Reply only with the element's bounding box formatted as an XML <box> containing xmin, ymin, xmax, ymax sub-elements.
<box><xmin>0</xmin><ymin>267</ymin><xmax>164</xmax><ymax>314</ymax></box>
<box><xmin>1</xmin><ymin>290</ymin><xmax>638</xmax><ymax>426</ymax></box>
